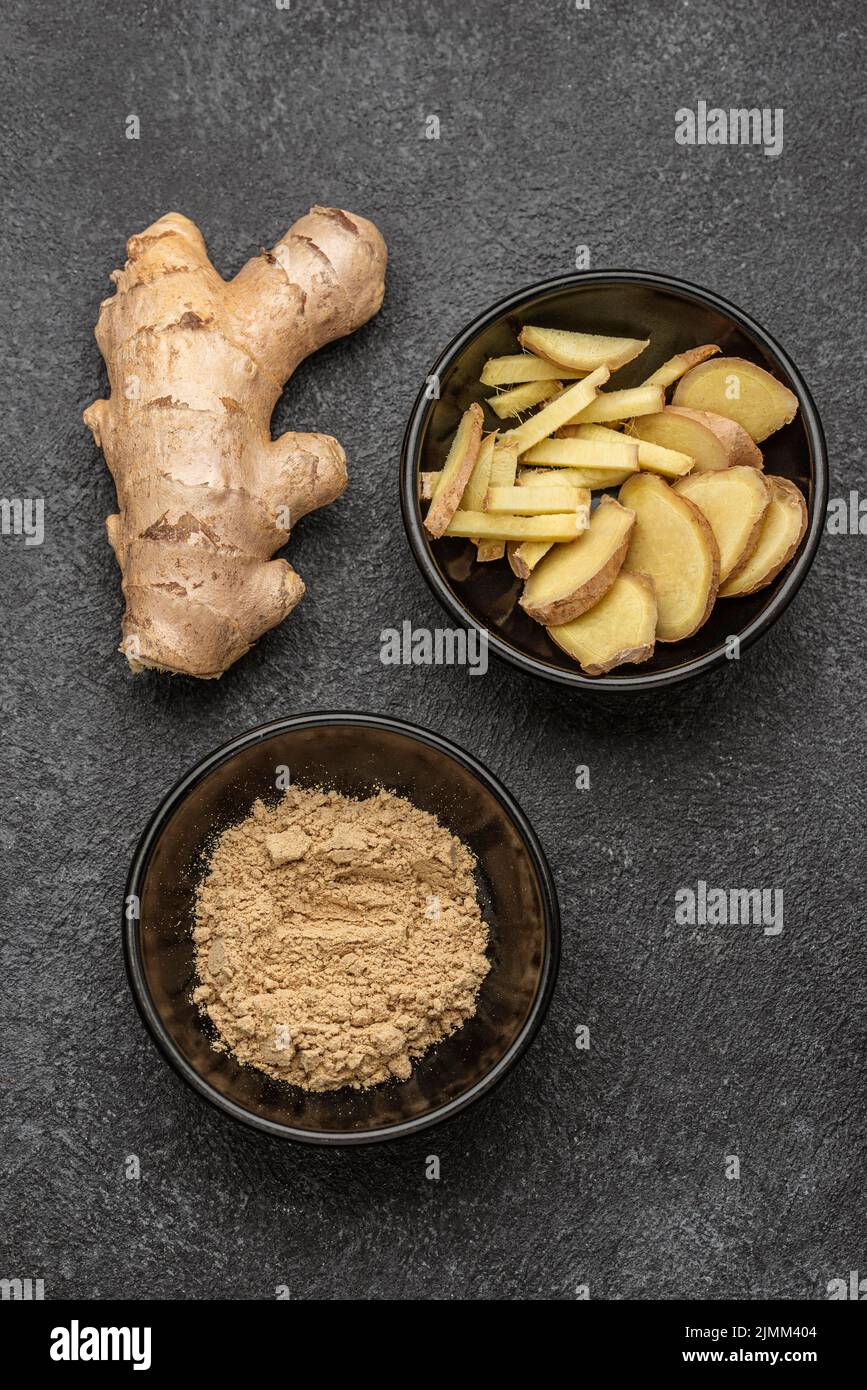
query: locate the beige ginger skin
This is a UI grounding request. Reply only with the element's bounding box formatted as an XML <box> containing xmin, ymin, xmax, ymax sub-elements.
<box><xmin>84</xmin><ymin>206</ymin><xmax>387</xmax><ymax>677</ymax></box>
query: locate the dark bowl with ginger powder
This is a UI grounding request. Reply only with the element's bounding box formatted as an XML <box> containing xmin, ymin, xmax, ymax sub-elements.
<box><xmin>124</xmin><ymin>713</ymin><xmax>560</xmax><ymax>1144</ymax></box>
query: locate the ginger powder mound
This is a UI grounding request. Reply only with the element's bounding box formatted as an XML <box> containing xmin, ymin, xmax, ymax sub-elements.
<box><xmin>192</xmin><ymin>787</ymin><xmax>491</xmax><ymax>1091</ymax></box>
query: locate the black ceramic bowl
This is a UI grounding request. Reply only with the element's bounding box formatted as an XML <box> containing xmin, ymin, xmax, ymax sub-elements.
<box><xmin>124</xmin><ymin>713</ymin><xmax>560</xmax><ymax>1145</ymax></box>
<box><xmin>401</xmin><ymin>272</ymin><xmax>828</xmax><ymax>690</ymax></box>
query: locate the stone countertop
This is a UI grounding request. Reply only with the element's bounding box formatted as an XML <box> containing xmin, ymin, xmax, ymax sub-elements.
<box><xmin>1</xmin><ymin>0</ymin><xmax>864</xmax><ymax>1300</ymax></box>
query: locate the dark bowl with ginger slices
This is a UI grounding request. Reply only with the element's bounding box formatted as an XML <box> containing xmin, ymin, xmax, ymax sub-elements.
<box><xmin>400</xmin><ymin>272</ymin><xmax>828</xmax><ymax>690</ymax></box>
<box><xmin>124</xmin><ymin>713</ymin><xmax>560</xmax><ymax>1145</ymax></box>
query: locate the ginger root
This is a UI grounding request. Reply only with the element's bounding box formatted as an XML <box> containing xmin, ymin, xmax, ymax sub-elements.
<box><xmin>84</xmin><ymin>207</ymin><xmax>387</xmax><ymax>677</ymax></box>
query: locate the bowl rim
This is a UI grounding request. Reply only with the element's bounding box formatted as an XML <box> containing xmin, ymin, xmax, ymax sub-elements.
<box><xmin>123</xmin><ymin>711</ymin><xmax>562</xmax><ymax>1146</ymax></box>
<box><xmin>399</xmin><ymin>269</ymin><xmax>829</xmax><ymax>691</ymax></box>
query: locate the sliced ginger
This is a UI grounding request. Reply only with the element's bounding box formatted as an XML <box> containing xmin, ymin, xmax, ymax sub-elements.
<box><xmin>668</xmin><ymin>407</ymin><xmax>763</xmax><ymax>469</ymax></box>
<box><xmin>481</xmin><ymin>354</ymin><xmax>585</xmax><ymax>386</ymax></box>
<box><xmin>503</xmin><ymin>366</ymin><xmax>609</xmax><ymax>454</ymax></box>
<box><xmin>476</xmin><ymin>439</ymin><xmax>518</xmax><ymax>561</ymax></box>
<box><xmin>672</xmin><ymin>356</ymin><xmax>798</xmax><ymax>443</ymax></box>
<box><xmin>631</xmin><ymin>407</ymin><xmax>760</xmax><ymax>474</ymax></box>
<box><xmin>523</xmin><ymin>433</ymin><xmax>639</xmax><ymax>472</ymax></box>
<box><xmin>570</xmin><ymin>384</ymin><xmax>664</xmax><ymax>426</ymax></box>
<box><xmin>487</xmin><ymin>379</ymin><xmax>561</xmax><ymax>419</ymax></box>
<box><xmin>517</xmin><ymin>466</ymin><xmax>589</xmax><ymax>489</ymax></box>
<box><xmin>719</xmin><ymin>476</ymin><xmax>807</xmax><ymax>597</ymax></box>
<box><xmin>462</xmin><ymin>432</ymin><xmax>497</xmax><ymax>511</ymax></box>
<box><xmin>674</xmin><ymin>466</ymin><xmax>770</xmax><ymax>583</ymax></box>
<box><xmin>547</xmin><ymin>572</ymin><xmax>657</xmax><ymax>675</ymax></box>
<box><xmin>561</xmin><ymin>422</ymin><xmax>690</xmax><ymax>479</ymax></box>
<box><xmin>520</xmin><ymin>495</ymin><xmax>635</xmax><ymax>626</ymax></box>
<box><xmin>489</xmin><ymin>439</ymin><xmax>519</xmax><ymax>484</ymax></box>
<box><xmin>549</xmin><ymin>464</ymin><xmax>638</xmax><ymax>490</ymax></box>
<box><xmin>421</xmin><ymin>433</ymin><xmax>495</xmax><ymax>505</ymax></box>
<box><xmin>640</xmin><ymin>344</ymin><xmax>720</xmax><ymax>389</ymax></box>
<box><xmin>461</xmin><ymin>432</ymin><xmax>498</xmax><ymax>563</ymax></box>
<box><xmin>519</xmin><ymin>325</ymin><xmax>648</xmax><ymax>372</ymax></box>
<box><xmin>630</xmin><ymin>437</ymin><xmax>695</xmax><ymax>479</ymax></box>
<box><xmin>519</xmin><ymin>462</ymin><xmax>637</xmax><ymax>494</ymax></box>
<box><xmin>507</xmin><ymin>539</ymin><xmax>552</xmax><ymax>578</ymax></box>
<box><xmin>422</xmin><ymin>316</ymin><xmax>807</xmax><ymax>676</ymax></box>
<box><xmin>425</xmin><ymin>403</ymin><xmax>484</xmax><ymax>537</ymax></box>
<box><xmin>446</xmin><ymin>510</ymin><xmax>588</xmax><ymax>544</ymax></box>
<box><xmin>619</xmin><ymin>473</ymin><xmax>719</xmax><ymax>641</ymax></box>
<box><xmin>486</xmin><ymin>484</ymin><xmax>590</xmax><ymax>518</ymax></box>
<box><xmin>506</xmin><ymin>470</ymin><xmax>586</xmax><ymax>574</ymax></box>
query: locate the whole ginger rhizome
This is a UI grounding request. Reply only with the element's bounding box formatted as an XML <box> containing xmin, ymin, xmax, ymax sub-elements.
<box><xmin>193</xmin><ymin>787</ymin><xmax>490</xmax><ymax>1091</ymax></box>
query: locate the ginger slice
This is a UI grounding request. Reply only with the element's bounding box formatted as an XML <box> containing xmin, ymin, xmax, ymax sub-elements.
<box><xmin>520</xmin><ymin>495</ymin><xmax>635</xmax><ymax>626</ymax></box>
<box><xmin>631</xmin><ymin>408</ymin><xmax>745</xmax><ymax>473</ymax></box>
<box><xmin>639</xmin><ymin>344</ymin><xmax>720</xmax><ymax>389</ymax></box>
<box><xmin>446</xmin><ymin>510</ymin><xmax>587</xmax><ymax>543</ymax></box>
<box><xmin>462</xmin><ymin>432</ymin><xmax>497</xmax><ymax>511</ymax></box>
<box><xmin>502</xmin><ymin>366</ymin><xmax>609</xmax><ymax>454</ymax></box>
<box><xmin>519</xmin><ymin>326</ymin><xmax>649</xmax><ymax>373</ymax></box>
<box><xmin>476</xmin><ymin>439</ymin><xmax>518</xmax><ymax>561</ymax></box>
<box><xmin>520</xmin><ymin>461</ymin><xmax>636</xmax><ymax>491</ymax></box>
<box><xmin>517</xmin><ymin>466</ymin><xmax>590</xmax><ymax>489</ymax></box>
<box><xmin>419</xmin><ymin>471</ymin><xmax>438</xmax><ymax>501</ymax></box>
<box><xmin>487</xmin><ymin>379</ymin><xmax>562</xmax><ymax>418</ymax></box>
<box><xmin>667</xmin><ymin>407</ymin><xmax>763</xmax><ymax>469</ymax></box>
<box><xmin>485</xmin><ymin>485</ymin><xmax>590</xmax><ymax>519</ymax></box>
<box><xmin>425</xmin><ymin>403</ymin><xmax>484</xmax><ymax>537</ymax></box>
<box><xmin>569</xmin><ymin>422</ymin><xmax>693</xmax><ymax>479</ymax></box>
<box><xmin>422</xmin><ymin>433</ymin><xmax>497</xmax><ymax>508</ymax></box>
<box><xmin>619</xmin><ymin>473</ymin><xmax>719</xmax><ymax>642</ymax></box>
<box><xmin>569</xmin><ymin>384</ymin><xmax>664</xmax><ymax>426</ymax></box>
<box><xmin>547</xmin><ymin>572</ymin><xmax>657</xmax><ymax>675</ymax></box>
<box><xmin>719</xmin><ymin>476</ymin><xmax>807</xmax><ymax>597</ymax></box>
<box><xmin>507</xmin><ymin>540</ymin><xmax>552</xmax><ymax>578</ymax></box>
<box><xmin>481</xmin><ymin>353</ymin><xmax>585</xmax><ymax>386</ymax></box>
<box><xmin>506</xmin><ymin>468</ymin><xmax>588</xmax><ymax>574</ymax></box>
<box><xmin>674</xmin><ymin>466</ymin><xmax>771</xmax><ymax>583</ymax></box>
<box><xmin>557</xmin><ymin>465</ymin><xmax>638</xmax><ymax>490</ymax></box>
<box><xmin>523</xmin><ymin>433</ymin><xmax>638</xmax><ymax>472</ymax></box>
<box><xmin>672</xmin><ymin>356</ymin><xmax>799</xmax><ymax>443</ymax></box>
<box><xmin>462</xmin><ymin>432</ymin><xmax>498</xmax><ymax>559</ymax></box>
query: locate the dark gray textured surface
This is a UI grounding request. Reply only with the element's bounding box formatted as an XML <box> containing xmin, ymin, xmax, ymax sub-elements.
<box><xmin>1</xmin><ymin>0</ymin><xmax>864</xmax><ymax>1301</ymax></box>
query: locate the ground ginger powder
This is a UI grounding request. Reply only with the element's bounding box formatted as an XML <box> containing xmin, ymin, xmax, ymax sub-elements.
<box><xmin>192</xmin><ymin>787</ymin><xmax>490</xmax><ymax>1091</ymax></box>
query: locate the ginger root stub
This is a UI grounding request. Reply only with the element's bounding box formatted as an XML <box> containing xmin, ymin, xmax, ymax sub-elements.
<box><xmin>84</xmin><ymin>207</ymin><xmax>387</xmax><ymax>678</ymax></box>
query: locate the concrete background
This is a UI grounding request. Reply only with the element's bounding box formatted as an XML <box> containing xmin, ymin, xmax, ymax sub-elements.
<box><xmin>1</xmin><ymin>0</ymin><xmax>864</xmax><ymax>1300</ymax></box>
